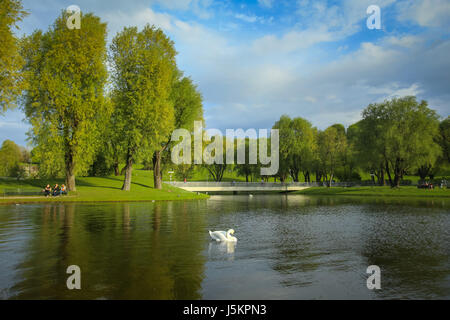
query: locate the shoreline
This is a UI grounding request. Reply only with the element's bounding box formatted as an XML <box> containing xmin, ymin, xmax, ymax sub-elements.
<box><xmin>0</xmin><ymin>195</ymin><xmax>208</xmax><ymax>205</ymax></box>
<box><xmin>0</xmin><ymin>174</ymin><xmax>209</xmax><ymax>205</ymax></box>
<box><xmin>293</xmin><ymin>186</ymin><xmax>450</xmax><ymax>199</ymax></box>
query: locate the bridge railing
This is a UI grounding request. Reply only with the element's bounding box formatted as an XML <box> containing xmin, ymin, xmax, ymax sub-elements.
<box><xmin>165</xmin><ymin>181</ymin><xmax>323</xmax><ymax>187</ymax></box>
<box><xmin>165</xmin><ymin>181</ymin><xmax>413</xmax><ymax>187</ymax></box>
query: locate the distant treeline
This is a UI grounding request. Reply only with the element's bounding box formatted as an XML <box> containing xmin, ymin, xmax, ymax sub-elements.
<box><xmin>163</xmin><ymin>96</ymin><xmax>449</xmax><ymax>188</ymax></box>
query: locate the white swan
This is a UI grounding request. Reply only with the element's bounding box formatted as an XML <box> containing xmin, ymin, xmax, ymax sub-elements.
<box><xmin>209</xmin><ymin>229</ymin><xmax>237</xmax><ymax>242</ymax></box>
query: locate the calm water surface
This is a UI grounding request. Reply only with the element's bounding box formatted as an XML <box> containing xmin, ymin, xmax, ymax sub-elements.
<box><xmin>0</xmin><ymin>195</ymin><xmax>449</xmax><ymax>299</ymax></box>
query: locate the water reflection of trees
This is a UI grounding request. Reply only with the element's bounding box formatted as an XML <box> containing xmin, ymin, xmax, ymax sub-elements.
<box><xmin>9</xmin><ymin>202</ymin><xmax>207</xmax><ymax>299</ymax></box>
<box><xmin>4</xmin><ymin>196</ymin><xmax>449</xmax><ymax>299</ymax></box>
<box><xmin>207</xmin><ymin>195</ymin><xmax>449</xmax><ymax>297</ymax></box>
<box><xmin>359</xmin><ymin>205</ymin><xmax>450</xmax><ymax>299</ymax></box>
<box><xmin>207</xmin><ymin>194</ymin><xmax>449</xmax><ymax>214</ymax></box>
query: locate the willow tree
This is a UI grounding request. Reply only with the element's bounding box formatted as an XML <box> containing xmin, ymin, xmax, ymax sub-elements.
<box><xmin>22</xmin><ymin>12</ymin><xmax>108</xmax><ymax>190</ymax></box>
<box><xmin>0</xmin><ymin>0</ymin><xmax>27</xmax><ymax>112</ymax></box>
<box><xmin>110</xmin><ymin>25</ymin><xmax>177</xmax><ymax>191</ymax></box>
<box><xmin>439</xmin><ymin>117</ymin><xmax>450</xmax><ymax>164</ymax></box>
<box><xmin>360</xmin><ymin>97</ymin><xmax>441</xmax><ymax>187</ymax></box>
<box><xmin>273</xmin><ymin>115</ymin><xmax>316</xmax><ymax>182</ymax></box>
<box><xmin>317</xmin><ymin>125</ymin><xmax>347</xmax><ymax>187</ymax></box>
<box><xmin>152</xmin><ymin>74</ymin><xmax>204</xmax><ymax>189</ymax></box>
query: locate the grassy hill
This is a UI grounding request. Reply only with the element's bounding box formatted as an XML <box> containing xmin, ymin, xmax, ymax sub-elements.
<box><xmin>0</xmin><ymin>169</ymin><xmax>208</xmax><ymax>204</ymax></box>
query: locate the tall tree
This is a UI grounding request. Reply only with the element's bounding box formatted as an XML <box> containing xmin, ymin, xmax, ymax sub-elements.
<box><xmin>317</xmin><ymin>126</ymin><xmax>347</xmax><ymax>187</ymax></box>
<box><xmin>439</xmin><ymin>117</ymin><xmax>450</xmax><ymax>164</ymax></box>
<box><xmin>360</xmin><ymin>96</ymin><xmax>441</xmax><ymax>187</ymax></box>
<box><xmin>153</xmin><ymin>74</ymin><xmax>203</xmax><ymax>189</ymax></box>
<box><xmin>273</xmin><ymin>115</ymin><xmax>315</xmax><ymax>182</ymax></box>
<box><xmin>110</xmin><ymin>25</ymin><xmax>177</xmax><ymax>191</ymax></box>
<box><xmin>351</xmin><ymin>119</ymin><xmax>387</xmax><ymax>185</ymax></box>
<box><xmin>338</xmin><ymin>124</ymin><xmax>359</xmax><ymax>182</ymax></box>
<box><xmin>0</xmin><ymin>0</ymin><xmax>27</xmax><ymax>112</ymax></box>
<box><xmin>272</xmin><ymin>116</ymin><xmax>291</xmax><ymax>182</ymax></box>
<box><xmin>22</xmin><ymin>12</ymin><xmax>109</xmax><ymax>190</ymax></box>
<box><xmin>0</xmin><ymin>139</ymin><xmax>23</xmax><ymax>176</ymax></box>
<box><xmin>233</xmin><ymin>138</ymin><xmax>261</xmax><ymax>182</ymax></box>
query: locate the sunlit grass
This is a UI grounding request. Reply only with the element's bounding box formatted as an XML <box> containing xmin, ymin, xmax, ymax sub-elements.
<box><xmin>294</xmin><ymin>186</ymin><xmax>450</xmax><ymax>198</ymax></box>
<box><xmin>0</xmin><ymin>169</ymin><xmax>208</xmax><ymax>204</ymax></box>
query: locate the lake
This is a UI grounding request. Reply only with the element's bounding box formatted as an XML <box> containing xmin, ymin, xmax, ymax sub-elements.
<box><xmin>0</xmin><ymin>195</ymin><xmax>449</xmax><ymax>299</ymax></box>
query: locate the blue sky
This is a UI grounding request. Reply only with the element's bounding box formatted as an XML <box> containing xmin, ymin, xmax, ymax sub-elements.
<box><xmin>2</xmin><ymin>0</ymin><xmax>450</xmax><ymax>147</ymax></box>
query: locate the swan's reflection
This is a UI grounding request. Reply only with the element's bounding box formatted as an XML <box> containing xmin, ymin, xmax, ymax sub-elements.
<box><xmin>208</xmin><ymin>241</ymin><xmax>236</xmax><ymax>260</ymax></box>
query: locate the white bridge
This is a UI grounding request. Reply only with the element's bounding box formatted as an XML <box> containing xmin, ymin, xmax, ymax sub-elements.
<box><xmin>166</xmin><ymin>181</ymin><xmax>318</xmax><ymax>193</ymax></box>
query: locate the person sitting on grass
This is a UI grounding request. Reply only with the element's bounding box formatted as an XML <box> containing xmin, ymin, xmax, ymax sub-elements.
<box><xmin>43</xmin><ymin>184</ymin><xmax>51</xmax><ymax>197</ymax></box>
<box><xmin>60</xmin><ymin>184</ymin><xmax>67</xmax><ymax>196</ymax></box>
<box><xmin>52</xmin><ymin>184</ymin><xmax>60</xmax><ymax>196</ymax></box>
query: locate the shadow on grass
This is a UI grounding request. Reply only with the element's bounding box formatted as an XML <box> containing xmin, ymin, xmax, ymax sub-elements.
<box><xmin>99</xmin><ymin>176</ymin><xmax>154</xmax><ymax>190</ymax></box>
<box><xmin>2</xmin><ymin>175</ymin><xmax>171</xmax><ymax>193</ymax></box>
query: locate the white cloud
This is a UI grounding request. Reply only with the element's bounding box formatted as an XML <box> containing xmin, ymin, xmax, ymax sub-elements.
<box><xmin>384</xmin><ymin>35</ymin><xmax>423</xmax><ymax>48</ymax></box>
<box><xmin>99</xmin><ymin>3</ymin><xmax>449</xmax><ymax>131</ymax></box>
<box><xmin>258</xmin><ymin>0</ymin><xmax>273</xmax><ymax>8</ymax></box>
<box><xmin>235</xmin><ymin>13</ymin><xmax>260</xmax><ymax>23</ymax></box>
<box><xmin>102</xmin><ymin>8</ymin><xmax>173</xmax><ymax>36</ymax></box>
<box><xmin>9</xmin><ymin>0</ymin><xmax>450</xmax><ymax>147</ymax></box>
<box><xmin>296</xmin><ymin>0</ymin><xmax>395</xmax><ymax>33</ymax></box>
<box><xmin>397</xmin><ymin>0</ymin><xmax>450</xmax><ymax>27</ymax></box>
<box><xmin>251</xmin><ymin>27</ymin><xmax>335</xmax><ymax>55</ymax></box>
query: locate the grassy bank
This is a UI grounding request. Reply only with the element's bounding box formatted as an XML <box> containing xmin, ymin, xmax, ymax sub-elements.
<box><xmin>294</xmin><ymin>186</ymin><xmax>450</xmax><ymax>198</ymax></box>
<box><xmin>0</xmin><ymin>170</ymin><xmax>208</xmax><ymax>204</ymax></box>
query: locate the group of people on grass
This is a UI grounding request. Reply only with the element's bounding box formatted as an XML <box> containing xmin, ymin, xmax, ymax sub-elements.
<box><xmin>43</xmin><ymin>184</ymin><xmax>67</xmax><ymax>197</ymax></box>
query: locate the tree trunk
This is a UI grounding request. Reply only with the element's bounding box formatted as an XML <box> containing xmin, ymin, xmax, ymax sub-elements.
<box><xmin>315</xmin><ymin>171</ymin><xmax>322</xmax><ymax>182</ymax></box>
<box><xmin>393</xmin><ymin>174</ymin><xmax>401</xmax><ymax>188</ymax></box>
<box><xmin>153</xmin><ymin>151</ymin><xmax>162</xmax><ymax>189</ymax></box>
<box><xmin>328</xmin><ymin>173</ymin><xmax>333</xmax><ymax>187</ymax></box>
<box><xmin>122</xmin><ymin>152</ymin><xmax>133</xmax><ymax>191</ymax></box>
<box><xmin>392</xmin><ymin>158</ymin><xmax>401</xmax><ymax>188</ymax></box>
<box><xmin>113</xmin><ymin>161</ymin><xmax>120</xmax><ymax>176</ymax></box>
<box><xmin>65</xmin><ymin>151</ymin><xmax>76</xmax><ymax>191</ymax></box>
<box><xmin>303</xmin><ymin>171</ymin><xmax>310</xmax><ymax>183</ymax></box>
<box><xmin>385</xmin><ymin>160</ymin><xmax>394</xmax><ymax>187</ymax></box>
<box><xmin>418</xmin><ymin>164</ymin><xmax>431</xmax><ymax>180</ymax></box>
<box><xmin>290</xmin><ymin>169</ymin><xmax>299</xmax><ymax>182</ymax></box>
<box><xmin>379</xmin><ymin>167</ymin><xmax>385</xmax><ymax>186</ymax></box>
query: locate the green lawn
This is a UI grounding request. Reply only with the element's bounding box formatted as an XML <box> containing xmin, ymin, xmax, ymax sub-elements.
<box><xmin>294</xmin><ymin>186</ymin><xmax>450</xmax><ymax>198</ymax></box>
<box><xmin>0</xmin><ymin>169</ymin><xmax>208</xmax><ymax>204</ymax></box>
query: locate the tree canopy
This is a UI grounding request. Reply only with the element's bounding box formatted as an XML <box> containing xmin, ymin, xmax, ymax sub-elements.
<box><xmin>22</xmin><ymin>11</ymin><xmax>109</xmax><ymax>190</ymax></box>
<box><xmin>0</xmin><ymin>139</ymin><xmax>23</xmax><ymax>176</ymax></box>
<box><xmin>359</xmin><ymin>96</ymin><xmax>441</xmax><ymax>187</ymax></box>
<box><xmin>110</xmin><ymin>25</ymin><xmax>177</xmax><ymax>191</ymax></box>
<box><xmin>0</xmin><ymin>0</ymin><xmax>28</xmax><ymax>112</ymax></box>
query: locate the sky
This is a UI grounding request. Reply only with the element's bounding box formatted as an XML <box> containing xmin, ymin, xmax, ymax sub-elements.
<box><xmin>2</xmin><ymin>0</ymin><xmax>450</xmax><ymax>147</ymax></box>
